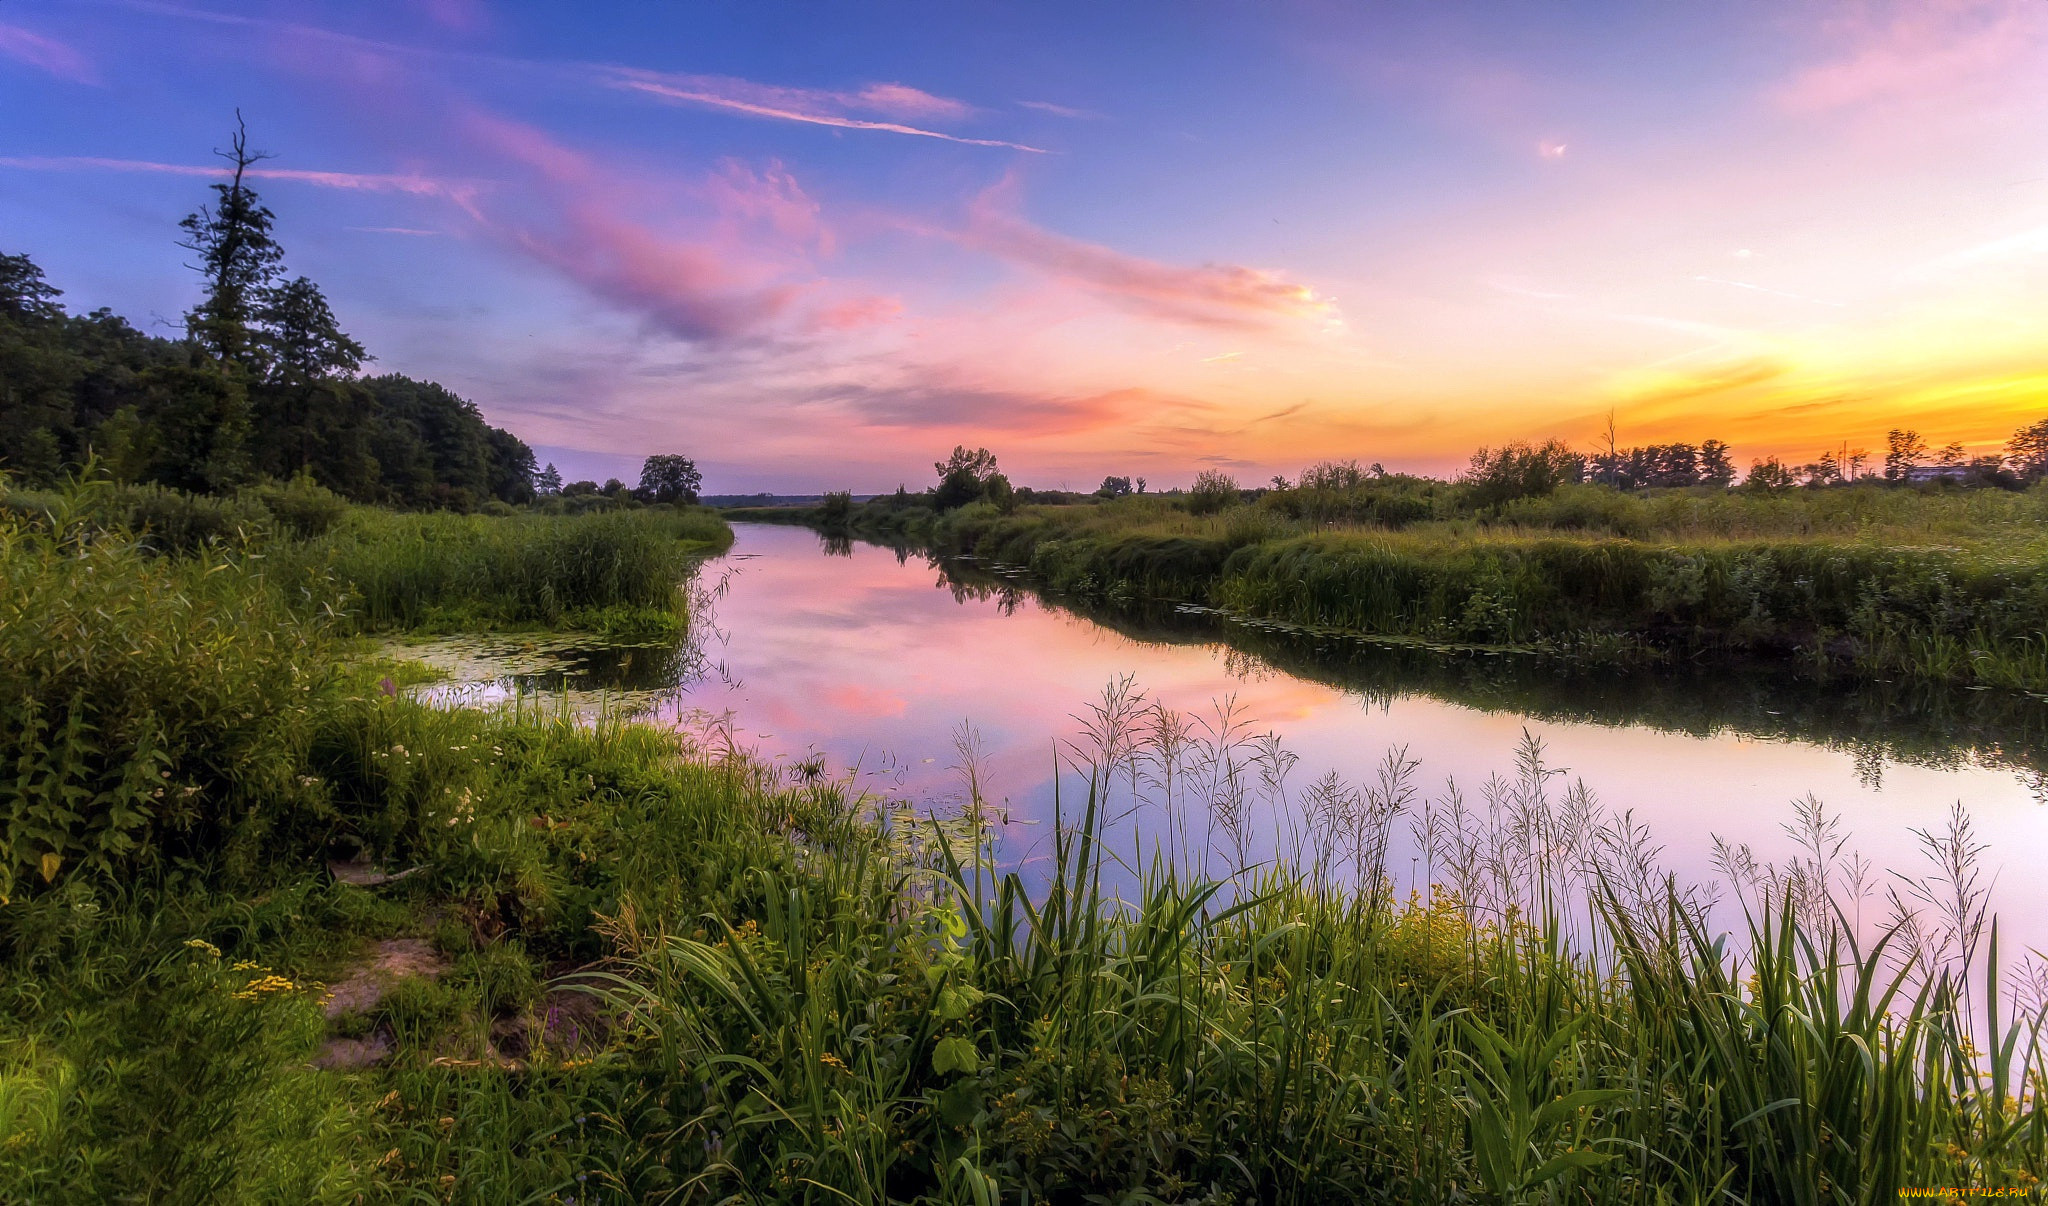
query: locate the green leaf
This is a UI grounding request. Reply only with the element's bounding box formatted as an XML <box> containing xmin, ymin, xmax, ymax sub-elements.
<box><xmin>932</xmin><ymin>1036</ymin><xmax>980</xmax><ymax>1076</ymax></box>
<box><xmin>937</xmin><ymin>1080</ymin><xmax>982</xmax><ymax>1127</ymax></box>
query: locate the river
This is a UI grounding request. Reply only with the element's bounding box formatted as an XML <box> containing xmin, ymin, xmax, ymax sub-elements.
<box><xmin>418</xmin><ymin>521</ymin><xmax>2048</xmax><ymax>953</ymax></box>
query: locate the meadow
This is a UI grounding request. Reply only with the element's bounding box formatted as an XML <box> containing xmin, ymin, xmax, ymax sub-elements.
<box><xmin>743</xmin><ymin>479</ymin><xmax>2048</xmax><ymax>690</ymax></box>
<box><xmin>3</xmin><ymin>473</ymin><xmax>2046</xmax><ymax>1202</ymax></box>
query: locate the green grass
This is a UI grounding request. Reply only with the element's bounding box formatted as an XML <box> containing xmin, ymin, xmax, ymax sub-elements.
<box><xmin>6</xmin><ymin>474</ymin><xmax>2047</xmax><ymax>1201</ymax></box>
<box><xmin>888</xmin><ymin>484</ymin><xmax>2048</xmax><ymax>688</ymax></box>
<box><xmin>295</xmin><ymin>504</ymin><xmax>733</xmax><ymax>636</ymax></box>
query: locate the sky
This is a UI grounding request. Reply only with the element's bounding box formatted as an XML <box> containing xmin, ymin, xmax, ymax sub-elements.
<box><xmin>3</xmin><ymin>0</ymin><xmax>2047</xmax><ymax>493</ymax></box>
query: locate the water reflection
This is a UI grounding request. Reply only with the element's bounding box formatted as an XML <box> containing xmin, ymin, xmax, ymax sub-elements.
<box><xmin>413</xmin><ymin>522</ymin><xmax>2048</xmax><ymax>949</ymax></box>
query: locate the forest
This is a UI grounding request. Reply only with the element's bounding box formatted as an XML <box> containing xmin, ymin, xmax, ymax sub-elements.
<box><xmin>0</xmin><ymin>123</ymin><xmax>535</xmax><ymax>511</ymax></box>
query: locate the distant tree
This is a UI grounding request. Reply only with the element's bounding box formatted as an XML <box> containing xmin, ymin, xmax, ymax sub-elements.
<box><xmin>260</xmin><ymin>276</ymin><xmax>365</xmax><ymax>385</ymax></box>
<box><xmin>536</xmin><ymin>463</ymin><xmax>562</xmax><ymax>494</ymax></box>
<box><xmin>1135</xmin><ymin>476</ymin><xmax>1147</xmax><ymax>493</ymax></box>
<box><xmin>601</xmin><ymin>478</ymin><xmax>626</xmax><ymax>497</ymax></box>
<box><xmin>1698</xmin><ymin>439</ymin><xmax>1735</xmax><ymax>488</ymax></box>
<box><xmin>637</xmin><ymin>454</ymin><xmax>702</xmax><ymax>503</ymax></box>
<box><xmin>1299</xmin><ymin>459</ymin><xmax>1368</xmax><ymax>491</ymax></box>
<box><xmin>1884</xmin><ymin>428</ymin><xmax>1926</xmax><ymax>483</ymax></box>
<box><xmin>1098</xmin><ymin>475</ymin><xmax>1134</xmax><ymax>497</ymax></box>
<box><xmin>819</xmin><ymin>490</ymin><xmax>853</xmax><ymax>528</ymax></box>
<box><xmin>2010</xmin><ymin>419</ymin><xmax>2048</xmax><ymax>482</ymax></box>
<box><xmin>179</xmin><ymin>114</ymin><xmax>284</xmax><ymax>367</ymax></box>
<box><xmin>1462</xmin><ymin>440</ymin><xmax>1582</xmax><ymax>507</ymax></box>
<box><xmin>1936</xmin><ymin>441</ymin><xmax>1966</xmax><ymax>470</ymax></box>
<box><xmin>932</xmin><ymin>445</ymin><xmax>1000</xmax><ymax>511</ymax></box>
<box><xmin>1188</xmin><ymin>468</ymin><xmax>1240</xmax><ymax>515</ymax></box>
<box><xmin>1844</xmin><ymin>447</ymin><xmax>1870</xmax><ymax>481</ymax></box>
<box><xmin>1745</xmin><ymin>457</ymin><xmax>1795</xmax><ymax>491</ymax></box>
<box><xmin>0</xmin><ymin>252</ymin><xmax>63</xmax><ymax>321</ymax></box>
<box><xmin>984</xmin><ymin>472</ymin><xmax>1016</xmax><ymax>513</ymax></box>
<box><xmin>563</xmin><ymin>479</ymin><xmax>598</xmax><ymax>497</ymax></box>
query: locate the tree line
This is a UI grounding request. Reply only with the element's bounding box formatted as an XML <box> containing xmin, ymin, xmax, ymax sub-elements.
<box><xmin>0</xmin><ymin>118</ymin><xmax>536</xmax><ymax>510</ymax></box>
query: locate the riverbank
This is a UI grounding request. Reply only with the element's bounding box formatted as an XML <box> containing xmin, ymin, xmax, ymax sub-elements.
<box><xmin>4</xmin><ymin>482</ymin><xmax>2045</xmax><ymax>1201</ymax></box>
<box><xmin>736</xmin><ymin>481</ymin><xmax>2048</xmax><ymax>689</ymax></box>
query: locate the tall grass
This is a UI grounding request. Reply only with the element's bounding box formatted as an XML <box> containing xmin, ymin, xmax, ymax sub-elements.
<box><xmin>914</xmin><ymin>488</ymin><xmax>2048</xmax><ymax>688</ymax></box>
<box><xmin>284</xmin><ymin>504</ymin><xmax>732</xmax><ymax>634</ymax></box>
<box><xmin>6</xmin><ymin>473</ymin><xmax>2045</xmax><ymax>1200</ymax></box>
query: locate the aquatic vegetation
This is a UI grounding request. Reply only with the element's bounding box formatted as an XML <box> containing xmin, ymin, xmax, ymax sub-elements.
<box><xmin>6</xmin><ymin>479</ymin><xmax>2047</xmax><ymax>1201</ymax></box>
<box><xmin>901</xmin><ymin>486</ymin><xmax>2048</xmax><ymax>688</ymax></box>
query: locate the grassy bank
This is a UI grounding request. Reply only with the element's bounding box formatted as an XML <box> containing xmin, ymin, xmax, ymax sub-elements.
<box><xmin>6</xmin><ymin>479</ymin><xmax>2047</xmax><ymax>1201</ymax></box>
<box><xmin>753</xmin><ymin>481</ymin><xmax>2048</xmax><ymax>688</ymax></box>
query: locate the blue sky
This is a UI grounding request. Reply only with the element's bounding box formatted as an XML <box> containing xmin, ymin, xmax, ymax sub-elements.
<box><xmin>5</xmin><ymin>0</ymin><xmax>2046</xmax><ymax>491</ymax></box>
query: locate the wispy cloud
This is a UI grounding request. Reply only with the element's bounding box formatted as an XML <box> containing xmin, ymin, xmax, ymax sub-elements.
<box><xmin>824</xmin><ymin>381</ymin><xmax>1169</xmax><ymax>435</ymax></box>
<box><xmin>959</xmin><ymin>180</ymin><xmax>1337</xmax><ymax>330</ymax></box>
<box><xmin>1777</xmin><ymin>0</ymin><xmax>2048</xmax><ymax>112</ymax></box>
<box><xmin>454</xmin><ymin>109</ymin><xmax>892</xmax><ymax>343</ymax></box>
<box><xmin>0</xmin><ymin>154</ymin><xmax>479</xmax><ymax>200</ymax></box>
<box><xmin>1690</xmin><ymin>275</ymin><xmax>1846</xmax><ymax>307</ymax></box>
<box><xmin>606</xmin><ymin>68</ymin><xmax>1044</xmax><ymax>152</ymax></box>
<box><xmin>347</xmin><ymin>226</ymin><xmax>442</xmax><ymax>236</ymax></box>
<box><xmin>0</xmin><ymin>23</ymin><xmax>99</xmax><ymax>83</ymax></box>
<box><xmin>1017</xmin><ymin>99</ymin><xmax>1101</xmax><ymax>120</ymax></box>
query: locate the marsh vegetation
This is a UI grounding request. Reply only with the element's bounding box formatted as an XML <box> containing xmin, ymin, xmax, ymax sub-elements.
<box><xmin>5</xmin><ymin>478</ymin><xmax>2048</xmax><ymax>1202</ymax></box>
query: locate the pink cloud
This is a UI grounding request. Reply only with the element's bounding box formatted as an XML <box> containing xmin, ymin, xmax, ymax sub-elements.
<box><xmin>1777</xmin><ymin>0</ymin><xmax>2048</xmax><ymax>112</ymax></box>
<box><xmin>852</xmin><ymin>82</ymin><xmax>975</xmax><ymax>123</ymax></box>
<box><xmin>0</xmin><ymin>23</ymin><xmax>98</xmax><ymax>84</ymax></box>
<box><xmin>705</xmin><ymin>159</ymin><xmax>830</xmax><ymax>253</ymax></box>
<box><xmin>458</xmin><ymin>112</ymin><xmax>798</xmax><ymax>340</ymax></box>
<box><xmin>456</xmin><ymin>110</ymin><xmax>896</xmax><ymax>343</ymax></box>
<box><xmin>0</xmin><ymin>155</ymin><xmax>477</xmax><ymax>202</ymax></box>
<box><xmin>605</xmin><ymin>68</ymin><xmax>1044</xmax><ymax>152</ymax></box>
<box><xmin>959</xmin><ymin>181</ymin><xmax>1338</xmax><ymax>330</ymax></box>
<box><xmin>1017</xmin><ymin>99</ymin><xmax>1102</xmax><ymax>120</ymax></box>
<box><xmin>423</xmin><ymin>0</ymin><xmax>490</xmax><ymax>33</ymax></box>
<box><xmin>817</xmin><ymin>296</ymin><xmax>903</xmax><ymax>330</ymax></box>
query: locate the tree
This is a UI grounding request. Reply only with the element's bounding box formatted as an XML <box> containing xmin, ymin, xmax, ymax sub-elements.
<box><xmin>1698</xmin><ymin>439</ymin><xmax>1735</xmax><ymax>488</ymax></box>
<box><xmin>2009</xmin><ymin>419</ymin><xmax>2048</xmax><ymax>482</ymax></box>
<box><xmin>1135</xmin><ymin>476</ymin><xmax>1147</xmax><ymax>493</ymax></box>
<box><xmin>1884</xmin><ymin>428</ymin><xmax>1926</xmax><ymax>483</ymax></box>
<box><xmin>1745</xmin><ymin>457</ymin><xmax>1795</xmax><ymax>491</ymax></box>
<box><xmin>1188</xmin><ymin>468</ymin><xmax>1240</xmax><ymax>515</ymax></box>
<box><xmin>637</xmin><ymin>454</ymin><xmax>701</xmax><ymax>503</ymax></box>
<box><xmin>536</xmin><ymin>463</ymin><xmax>562</xmax><ymax>494</ymax></box>
<box><xmin>0</xmin><ymin>252</ymin><xmax>64</xmax><ymax>321</ymax></box>
<box><xmin>932</xmin><ymin>445</ymin><xmax>1000</xmax><ymax>511</ymax></box>
<box><xmin>1462</xmin><ymin>440</ymin><xmax>1583</xmax><ymax>507</ymax></box>
<box><xmin>260</xmin><ymin>276</ymin><xmax>365</xmax><ymax>385</ymax></box>
<box><xmin>984</xmin><ymin>472</ymin><xmax>1016</xmax><ymax>513</ymax></box>
<box><xmin>179</xmin><ymin>114</ymin><xmax>284</xmax><ymax>367</ymax></box>
<box><xmin>1098</xmin><ymin>475</ymin><xmax>1134</xmax><ymax>497</ymax></box>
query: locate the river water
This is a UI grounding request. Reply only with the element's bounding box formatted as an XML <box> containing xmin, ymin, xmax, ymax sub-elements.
<box><xmin>419</xmin><ymin>521</ymin><xmax>2048</xmax><ymax>953</ymax></box>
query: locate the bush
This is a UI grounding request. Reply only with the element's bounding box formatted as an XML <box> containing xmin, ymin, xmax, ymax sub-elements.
<box><xmin>244</xmin><ymin>473</ymin><xmax>348</xmax><ymax>540</ymax></box>
<box><xmin>293</xmin><ymin>506</ymin><xmax>729</xmax><ymax>632</ymax></box>
<box><xmin>0</xmin><ymin>504</ymin><xmax>338</xmax><ymax>901</ymax></box>
<box><xmin>1188</xmin><ymin>468</ymin><xmax>1240</xmax><ymax>516</ymax></box>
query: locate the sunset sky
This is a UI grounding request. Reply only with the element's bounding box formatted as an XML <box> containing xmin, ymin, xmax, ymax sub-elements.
<box><xmin>4</xmin><ymin>0</ymin><xmax>2046</xmax><ymax>492</ymax></box>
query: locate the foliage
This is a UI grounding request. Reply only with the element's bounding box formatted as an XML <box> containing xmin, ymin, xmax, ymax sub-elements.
<box><xmin>1187</xmin><ymin>467</ymin><xmax>1240</xmax><ymax>515</ymax></box>
<box><xmin>637</xmin><ymin>453</ymin><xmax>702</xmax><ymax>504</ymax></box>
<box><xmin>1463</xmin><ymin>439</ymin><xmax>1585</xmax><ymax>507</ymax></box>
<box><xmin>1</xmin><ymin>126</ymin><xmax>535</xmax><ymax>507</ymax></box>
<box><xmin>2</xmin><ymin>493</ymin><xmax>2046</xmax><ymax>1200</ymax></box>
<box><xmin>0</xmin><ymin>482</ymin><xmax>338</xmax><ymax>903</ymax></box>
<box><xmin>915</xmin><ymin>482</ymin><xmax>2048</xmax><ymax>686</ymax></box>
<box><xmin>294</xmin><ymin>505</ymin><xmax>732</xmax><ymax>633</ymax></box>
<box><xmin>933</xmin><ymin>446</ymin><xmax>1002</xmax><ymax>512</ymax></box>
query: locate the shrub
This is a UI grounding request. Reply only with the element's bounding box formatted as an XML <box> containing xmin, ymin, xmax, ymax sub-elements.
<box><xmin>0</xmin><ymin>503</ymin><xmax>338</xmax><ymax>901</ymax></box>
<box><xmin>1188</xmin><ymin>468</ymin><xmax>1240</xmax><ymax>515</ymax></box>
